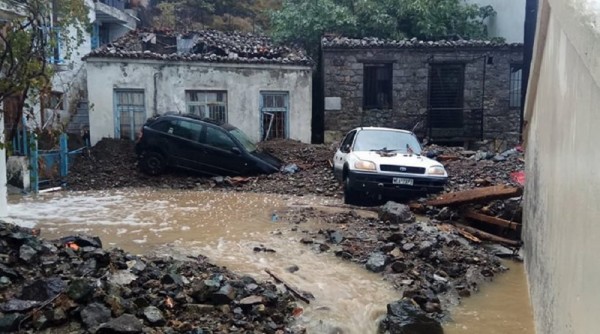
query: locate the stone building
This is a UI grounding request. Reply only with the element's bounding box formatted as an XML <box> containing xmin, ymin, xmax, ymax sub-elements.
<box><xmin>322</xmin><ymin>37</ymin><xmax>523</xmax><ymax>146</ymax></box>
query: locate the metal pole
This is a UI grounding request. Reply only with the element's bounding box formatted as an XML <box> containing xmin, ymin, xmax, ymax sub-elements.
<box><xmin>30</xmin><ymin>134</ymin><xmax>39</xmax><ymax>194</ymax></box>
<box><xmin>481</xmin><ymin>56</ymin><xmax>487</xmax><ymax>140</ymax></box>
<box><xmin>59</xmin><ymin>133</ymin><xmax>68</xmax><ymax>178</ymax></box>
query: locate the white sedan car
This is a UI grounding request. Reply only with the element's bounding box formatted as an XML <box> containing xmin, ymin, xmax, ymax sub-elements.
<box><xmin>333</xmin><ymin>127</ymin><xmax>448</xmax><ymax>204</ymax></box>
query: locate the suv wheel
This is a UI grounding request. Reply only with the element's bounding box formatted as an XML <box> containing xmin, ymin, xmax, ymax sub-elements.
<box><xmin>140</xmin><ymin>151</ymin><xmax>166</xmax><ymax>176</ymax></box>
<box><xmin>343</xmin><ymin>173</ymin><xmax>360</xmax><ymax>205</ymax></box>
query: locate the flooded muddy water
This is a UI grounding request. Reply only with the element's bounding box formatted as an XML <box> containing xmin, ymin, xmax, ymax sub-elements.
<box><xmin>7</xmin><ymin>189</ymin><xmax>534</xmax><ymax>333</ymax></box>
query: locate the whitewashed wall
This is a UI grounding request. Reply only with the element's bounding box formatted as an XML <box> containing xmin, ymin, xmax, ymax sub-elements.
<box><xmin>85</xmin><ymin>58</ymin><xmax>313</xmax><ymax>144</ymax></box>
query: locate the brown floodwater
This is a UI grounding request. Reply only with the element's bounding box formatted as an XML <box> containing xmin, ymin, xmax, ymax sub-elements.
<box><xmin>7</xmin><ymin>189</ymin><xmax>535</xmax><ymax>334</ymax></box>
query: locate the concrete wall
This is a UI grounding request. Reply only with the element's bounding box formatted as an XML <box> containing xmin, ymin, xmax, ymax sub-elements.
<box><xmin>85</xmin><ymin>59</ymin><xmax>313</xmax><ymax>145</ymax></box>
<box><xmin>468</xmin><ymin>0</ymin><xmax>526</xmax><ymax>43</ymax></box>
<box><xmin>523</xmin><ymin>1</ymin><xmax>600</xmax><ymax>333</ymax></box>
<box><xmin>322</xmin><ymin>47</ymin><xmax>523</xmax><ymax>145</ymax></box>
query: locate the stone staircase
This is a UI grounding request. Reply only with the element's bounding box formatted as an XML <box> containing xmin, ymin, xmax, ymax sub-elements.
<box><xmin>66</xmin><ymin>100</ymin><xmax>89</xmax><ymax>135</ymax></box>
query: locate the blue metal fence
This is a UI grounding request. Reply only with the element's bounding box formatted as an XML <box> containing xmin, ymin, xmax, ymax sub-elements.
<box><xmin>13</xmin><ymin>128</ymin><xmax>87</xmax><ymax>193</ymax></box>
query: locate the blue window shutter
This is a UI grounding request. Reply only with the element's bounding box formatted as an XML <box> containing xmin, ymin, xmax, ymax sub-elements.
<box><xmin>91</xmin><ymin>23</ymin><xmax>99</xmax><ymax>49</ymax></box>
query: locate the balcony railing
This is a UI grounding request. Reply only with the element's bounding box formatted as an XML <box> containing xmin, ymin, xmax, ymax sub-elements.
<box><xmin>97</xmin><ymin>0</ymin><xmax>125</xmax><ymax>11</ymax></box>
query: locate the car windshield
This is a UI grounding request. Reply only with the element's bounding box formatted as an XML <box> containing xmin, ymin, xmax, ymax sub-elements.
<box><xmin>229</xmin><ymin>128</ymin><xmax>257</xmax><ymax>152</ymax></box>
<box><xmin>353</xmin><ymin>129</ymin><xmax>422</xmax><ymax>154</ymax></box>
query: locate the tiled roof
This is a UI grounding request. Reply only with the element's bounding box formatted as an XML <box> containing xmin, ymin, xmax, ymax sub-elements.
<box><xmin>322</xmin><ymin>36</ymin><xmax>523</xmax><ymax>49</ymax></box>
<box><xmin>85</xmin><ymin>29</ymin><xmax>313</xmax><ymax>66</ymax></box>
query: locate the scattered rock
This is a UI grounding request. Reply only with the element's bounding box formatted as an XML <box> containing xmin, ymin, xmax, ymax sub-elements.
<box><xmin>379</xmin><ymin>202</ymin><xmax>415</xmax><ymax>224</ymax></box>
<box><xmin>81</xmin><ymin>302</ymin><xmax>112</xmax><ymax>328</ymax></box>
<box><xmin>97</xmin><ymin>314</ymin><xmax>143</xmax><ymax>334</ymax></box>
<box><xmin>365</xmin><ymin>252</ymin><xmax>387</xmax><ymax>273</ymax></box>
<box><xmin>143</xmin><ymin>306</ymin><xmax>165</xmax><ymax>326</ymax></box>
<box><xmin>380</xmin><ymin>299</ymin><xmax>443</xmax><ymax>334</ymax></box>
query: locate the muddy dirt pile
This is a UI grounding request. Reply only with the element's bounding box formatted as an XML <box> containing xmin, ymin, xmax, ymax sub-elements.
<box><xmin>235</xmin><ymin>140</ymin><xmax>340</xmax><ymax>197</ymax></box>
<box><xmin>67</xmin><ymin>138</ymin><xmax>340</xmax><ymax>196</ymax></box>
<box><xmin>67</xmin><ymin>139</ymin><xmax>214</xmax><ymax>191</ymax></box>
<box><xmin>281</xmin><ymin>203</ymin><xmax>508</xmax><ymax>322</ymax></box>
<box><xmin>0</xmin><ymin>222</ymin><xmax>303</xmax><ymax>333</ymax></box>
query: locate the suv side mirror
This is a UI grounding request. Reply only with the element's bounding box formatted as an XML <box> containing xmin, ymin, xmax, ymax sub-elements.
<box><xmin>231</xmin><ymin>147</ymin><xmax>241</xmax><ymax>155</ymax></box>
<box><xmin>341</xmin><ymin>144</ymin><xmax>351</xmax><ymax>153</ymax></box>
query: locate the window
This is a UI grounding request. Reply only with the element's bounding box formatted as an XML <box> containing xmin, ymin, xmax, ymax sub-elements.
<box><xmin>261</xmin><ymin>92</ymin><xmax>289</xmax><ymax>140</ymax></box>
<box><xmin>115</xmin><ymin>90</ymin><xmax>146</xmax><ymax>140</ymax></box>
<box><xmin>42</xmin><ymin>91</ymin><xmax>64</xmax><ymax>110</ymax></box>
<box><xmin>205</xmin><ymin>126</ymin><xmax>236</xmax><ymax>150</ymax></box>
<box><xmin>45</xmin><ymin>27</ymin><xmax>63</xmax><ymax>64</ymax></box>
<box><xmin>173</xmin><ymin>120</ymin><xmax>203</xmax><ymax>141</ymax></box>
<box><xmin>510</xmin><ymin>64</ymin><xmax>523</xmax><ymax>109</ymax></box>
<box><xmin>340</xmin><ymin>130</ymin><xmax>356</xmax><ymax>152</ymax></box>
<box><xmin>428</xmin><ymin>63</ymin><xmax>465</xmax><ymax>128</ymax></box>
<box><xmin>185</xmin><ymin>91</ymin><xmax>227</xmax><ymax>123</ymax></box>
<box><xmin>363</xmin><ymin>63</ymin><xmax>393</xmax><ymax>109</ymax></box>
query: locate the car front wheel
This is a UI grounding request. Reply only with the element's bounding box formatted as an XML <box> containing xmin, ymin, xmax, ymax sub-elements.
<box><xmin>140</xmin><ymin>151</ymin><xmax>166</xmax><ymax>176</ymax></box>
<box><xmin>343</xmin><ymin>174</ymin><xmax>361</xmax><ymax>205</ymax></box>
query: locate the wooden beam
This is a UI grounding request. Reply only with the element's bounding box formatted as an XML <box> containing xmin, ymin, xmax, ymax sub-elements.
<box><xmin>463</xmin><ymin>209</ymin><xmax>521</xmax><ymax>231</ymax></box>
<box><xmin>426</xmin><ymin>185</ymin><xmax>523</xmax><ymax>207</ymax></box>
<box><xmin>455</xmin><ymin>223</ymin><xmax>521</xmax><ymax>247</ymax></box>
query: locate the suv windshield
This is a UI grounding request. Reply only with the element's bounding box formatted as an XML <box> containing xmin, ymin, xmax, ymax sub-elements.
<box><xmin>353</xmin><ymin>130</ymin><xmax>422</xmax><ymax>154</ymax></box>
<box><xmin>229</xmin><ymin>128</ymin><xmax>257</xmax><ymax>152</ymax></box>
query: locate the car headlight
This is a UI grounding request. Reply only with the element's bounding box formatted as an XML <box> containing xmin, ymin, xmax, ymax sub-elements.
<box><xmin>427</xmin><ymin>166</ymin><xmax>446</xmax><ymax>176</ymax></box>
<box><xmin>354</xmin><ymin>160</ymin><xmax>377</xmax><ymax>171</ymax></box>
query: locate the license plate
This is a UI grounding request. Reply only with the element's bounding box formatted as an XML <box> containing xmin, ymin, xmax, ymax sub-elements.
<box><xmin>393</xmin><ymin>177</ymin><xmax>414</xmax><ymax>186</ymax></box>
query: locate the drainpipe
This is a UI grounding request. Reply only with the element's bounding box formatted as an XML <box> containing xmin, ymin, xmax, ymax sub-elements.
<box><xmin>153</xmin><ymin>72</ymin><xmax>160</xmax><ymax>116</ymax></box>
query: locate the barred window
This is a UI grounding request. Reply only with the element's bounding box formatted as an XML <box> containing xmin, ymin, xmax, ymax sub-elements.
<box><xmin>185</xmin><ymin>91</ymin><xmax>227</xmax><ymax>123</ymax></box>
<box><xmin>363</xmin><ymin>63</ymin><xmax>393</xmax><ymax>109</ymax></box>
<box><xmin>510</xmin><ymin>64</ymin><xmax>523</xmax><ymax>109</ymax></box>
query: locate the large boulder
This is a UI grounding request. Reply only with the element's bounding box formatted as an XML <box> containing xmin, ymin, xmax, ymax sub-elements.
<box><xmin>379</xmin><ymin>299</ymin><xmax>444</xmax><ymax>334</ymax></box>
<box><xmin>379</xmin><ymin>202</ymin><xmax>416</xmax><ymax>224</ymax></box>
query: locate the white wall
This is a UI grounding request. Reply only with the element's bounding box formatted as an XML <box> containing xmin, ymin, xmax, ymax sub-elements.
<box><xmin>523</xmin><ymin>1</ymin><xmax>600</xmax><ymax>333</ymax></box>
<box><xmin>468</xmin><ymin>0</ymin><xmax>525</xmax><ymax>43</ymax></box>
<box><xmin>86</xmin><ymin>59</ymin><xmax>313</xmax><ymax>144</ymax></box>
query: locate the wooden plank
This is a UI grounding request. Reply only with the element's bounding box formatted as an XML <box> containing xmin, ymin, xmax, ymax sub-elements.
<box><xmin>265</xmin><ymin>269</ymin><xmax>313</xmax><ymax>304</ymax></box>
<box><xmin>426</xmin><ymin>185</ymin><xmax>523</xmax><ymax>207</ymax></box>
<box><xmin>455</xmin><ymin>223</ymin><xmax>521</xmax><ymax>247</ymax></box>
<box><xmin>463</xmin><ymin>209</ymin><xmax>521</xmax><ymax>231</ymax></box>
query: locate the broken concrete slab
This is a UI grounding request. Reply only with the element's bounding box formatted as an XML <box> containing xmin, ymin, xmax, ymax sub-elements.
<box><xmin>426</xmin><ymin>185</ymin><xmax>523</xmax><ymax>207</ymax></box>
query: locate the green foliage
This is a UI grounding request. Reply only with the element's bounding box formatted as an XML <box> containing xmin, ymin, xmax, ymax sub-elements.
<box><xmin>148</xmin><ymin>0</ymin><xmax>280</xmax><ymax>32</ymax></box>
<box><xmin>271</xmin><ymin>0</ymin><xmax>496</xmax><ymax>56</ymax></box>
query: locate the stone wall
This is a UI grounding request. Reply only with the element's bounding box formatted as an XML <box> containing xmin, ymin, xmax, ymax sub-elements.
<box><xmin>322</xmin><ymin>46</ymin><xmax>523</xmax><ymax>146</ymax></box>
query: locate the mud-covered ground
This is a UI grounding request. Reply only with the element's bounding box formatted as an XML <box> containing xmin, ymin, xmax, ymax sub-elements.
<box><xmin>66</xmin><ymin>138</ymin><xmax>524</xmax><ymax>198</ymax></box>
<box><xmin>59</xmin><ymin>138</ymin><xmax>525</xmax><ymax>332</ymax></box>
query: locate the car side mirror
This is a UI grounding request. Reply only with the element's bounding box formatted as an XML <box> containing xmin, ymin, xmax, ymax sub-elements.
<box><xmin>342</xmin><ymin>144</ymin><xmax>351</xmax><ymax>153</ymax></box>
<box><xmin>231</xmin><ymin>147</ymin><xmax>241</xmax><ymax>155</ymax></box>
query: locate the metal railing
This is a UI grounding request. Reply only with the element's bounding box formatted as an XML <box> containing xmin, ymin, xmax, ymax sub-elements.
<box><xmin>97</xmin><ymin>0</ymin><xmax>125</xmax><ymax>11</ymax></box>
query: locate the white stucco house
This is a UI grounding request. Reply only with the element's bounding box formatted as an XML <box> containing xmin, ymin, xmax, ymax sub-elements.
<box><xmin>83</xmin><ymin>30</ymin><xmax>313</xmax><ymax>145</ymax></box>
<box><xmin>37</xmin><ymin>0</ymin><xmax>138</xmax><ymax>134</ymax></box>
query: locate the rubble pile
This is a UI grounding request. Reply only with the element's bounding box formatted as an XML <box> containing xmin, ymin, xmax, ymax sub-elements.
<box><xmin>234</xmin><ymin>140</ymin><xmax>340</xmax><ymax>197</ymax></box>
<box><xmin>0</xmin><ymin>222</ymin><xmax>301</xmax><ymax>333</ymax></box>
<box><xmin>282</xmin><ymin>202</ymin><xmax>507</xmax><ymax>320</ymax></box>
<box><xmin>67</xmin><ymin>139</ymin><xmax>213</xmax><ymax>191</ymax></box>
<box><xmin>423</xmin><ymin>144</ymin><xmax>525</xmax><ymax>193</ymax></box>
<box><xmin>67</xmin><ymin>138</ymin><xmax>341</xmax><ymax>197</ymax></box>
